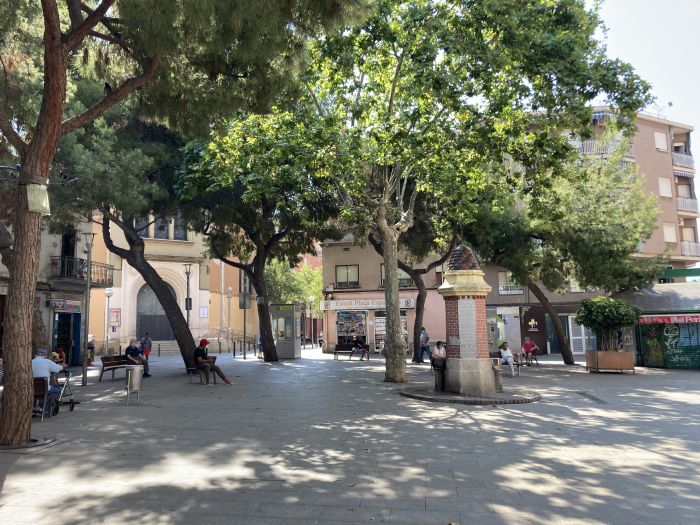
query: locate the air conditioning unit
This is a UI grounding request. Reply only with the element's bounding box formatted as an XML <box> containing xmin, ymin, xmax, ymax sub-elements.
<box><xmin>679</xmin><ymin>218</ymin><xmax>685</xmax><ymax>226</ymax></box>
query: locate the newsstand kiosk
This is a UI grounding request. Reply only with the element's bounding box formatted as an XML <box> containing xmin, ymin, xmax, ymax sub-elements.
<box><xmin>270</xmin><ymin>304</ymin><xmax>302</xmax><ymax>359</ymax></box>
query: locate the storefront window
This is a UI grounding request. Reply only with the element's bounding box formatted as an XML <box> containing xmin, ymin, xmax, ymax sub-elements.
<box><xmin>374</xmin><ymin>309</ymin><xmax>408</xmax><ymax>349</ymax></box>
<box><xmin>337</xmin><ymin>311</ymin><xmax>367</xmax><ymax>345</ymax></box>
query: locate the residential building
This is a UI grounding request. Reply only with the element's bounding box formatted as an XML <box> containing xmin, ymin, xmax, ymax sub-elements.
<box><xmin>321</xmin><ymin>108</ymin><xmax>698</xmax><ymax>357</ymax></box>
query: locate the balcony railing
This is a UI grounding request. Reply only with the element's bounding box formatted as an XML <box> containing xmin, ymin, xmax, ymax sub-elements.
<box><xmin>681</xmin><ymin>241</ymin><xmax>700</xmax><ymax>257</ymax></box>
<box><xmin>677</xmin><ymin>196</ymin><xmax>699</xmax><ymax>213</ymax></box>
<box><xmin>499</xmin><ymin>284</ymin><xmax>524</xmax><ymax>295</ymax></box>
<box><xmin>673</xmin><ymin>152</ymin><xmax>694</xmax><ymax>169</ymax></box>
<box><xmin>569</xmin><ymin>140</ymin><xmax>635</xmax><ymax>158</ymax></box>
<box><xmin>50</xmin><ymin>256</ymin><xmax>114</xmax><ymax>286</ymax></box>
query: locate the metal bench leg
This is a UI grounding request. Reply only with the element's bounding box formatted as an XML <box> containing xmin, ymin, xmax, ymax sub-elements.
<box><xmin>112</xmin><ymin>369</ymin><xmax>116</xmax><ymax>381</ymax></box>
<box><xmin>99</xmin><ymin>368</ymin><xmax>104</xmax><ymax>381</ymax></box>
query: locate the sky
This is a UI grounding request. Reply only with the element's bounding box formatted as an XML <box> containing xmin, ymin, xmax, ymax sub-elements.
<box><xmin>596</xmin><ymin>0</ymin><xmax>700</xmax><ymax>129</ymax></box>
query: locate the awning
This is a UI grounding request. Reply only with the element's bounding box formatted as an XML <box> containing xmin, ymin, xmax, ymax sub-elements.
<box><xmin>675</xmin><ymin>170</ymin><xmax>694</xmax><ymax>178</ymax></box>
<box><xmin>639</xmin><ymin>315</ymin><xmax>700</xmax><ymax>324</ymax></box>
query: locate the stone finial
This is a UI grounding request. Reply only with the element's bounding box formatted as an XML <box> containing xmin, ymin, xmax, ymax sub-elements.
<box><xmin>447</xmin><ymin>244</ymin><xmax>479</xmax><ymax>271</ymax></box>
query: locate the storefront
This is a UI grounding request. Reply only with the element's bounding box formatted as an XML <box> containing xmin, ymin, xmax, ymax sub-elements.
<box><xmin>50</xmin><ymin>298</ymin><xmax>84</xmax><ymax>365</ymax></box>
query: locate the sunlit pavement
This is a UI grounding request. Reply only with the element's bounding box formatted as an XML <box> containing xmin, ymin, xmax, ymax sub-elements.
<box><xmin>0</xmin><ymin>348</ymin><xmax>698</xmax><ymax>525</ymax></box>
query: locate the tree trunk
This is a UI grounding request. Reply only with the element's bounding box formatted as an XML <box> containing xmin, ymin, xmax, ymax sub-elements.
<box><xmin>102</xmin><ymin>218</ymin><xmax>196</xmax><ymax>369</ymax></box>
<box><xmin>526</xmin><ymin>279</ymin><xmax>575</xmax><ymax>365</ymax></box>
<box><xmin>32</xmin><ymin>304</ymin><xmax>51</xmax><ymax>353</ymax></box>
<box><xmin>411</xmin><ymin>275</ymin><xmax>428</xmax><ymax>362</ymax></box>
<box><xmin>376</xmin><ymin>209</ymin><xmax>407</xmax><ymax>383</ymax></box>
<box><xmin>252</xmin><ymin>258</ymin><xmax>278</xmax><ymax>362</ymax></box>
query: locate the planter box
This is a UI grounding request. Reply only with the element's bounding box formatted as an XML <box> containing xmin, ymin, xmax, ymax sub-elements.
<box><xmin>586</xmin><ymin>350</ymin><xmax>635</xmax><ymax>374</ymax></box>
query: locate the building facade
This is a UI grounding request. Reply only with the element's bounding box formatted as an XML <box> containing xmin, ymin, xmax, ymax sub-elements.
<box><xmin>321</xmin><ymin>108</ymin><xmax>698</xmax><ymax>357</ymax></box>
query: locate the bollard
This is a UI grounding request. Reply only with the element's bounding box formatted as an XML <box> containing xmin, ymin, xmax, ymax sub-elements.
<box><xmin>219</xmin><ymin>341</ymin><xmax>221</xmax><ymax>354</ymax></box>
<box><xmin>119</xmin><ymin>345</ymin><xmax>122</xmax><ymax>356</ymax></box>
<box><xmin>233</xmin><ymin>341</ymin><xmax>236</xmax><ymax>355</ymax></box>
<box><xmin>158</xmin><ymin>344</ymin><xmax>161</xmax><ymax>357</ymax></box>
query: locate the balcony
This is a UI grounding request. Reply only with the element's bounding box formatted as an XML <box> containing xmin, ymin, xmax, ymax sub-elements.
<box><xmin>49</xmin><ymin>256</ymin><xmax>114</xmax><ymax>291</ymax></box>
<box><xmin>681</xmin><ymin>241</ymin><xmax>700</xmax><ymax>257</ymax></box>
<box><xmin>673</xmin><ymin>152</ymin><xmax>694</xmax><ymax>169</ymax></box>
<box><xmin>499</xmin><ymin>284</ymin><xmax>524</xmax><ymax>295</ymax></box>
<box><xmin>677</xmin><ymin>196</ymin><xmax>699</xmax><ymax>214</ymax></box>
<box><xmin>569</xmin><ymin>140</ymin><xmax>635</xmax><ymax>158</ymax></box>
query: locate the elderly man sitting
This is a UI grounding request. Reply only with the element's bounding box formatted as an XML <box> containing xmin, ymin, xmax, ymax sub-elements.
<box><xmin>125</xmin><ymin>339</ymin><xmax>151</xmax><ymax>377</ymax></box>
<box><xmin>32</xmin><ymin>349</ymin><xmax>67</xmax><ymax>405</ymax></box>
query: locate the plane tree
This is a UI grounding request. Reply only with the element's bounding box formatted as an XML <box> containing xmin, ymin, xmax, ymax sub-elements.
<box><xmin>308</xmin><ymin>0</ymin><xmax>652</xmax><ymax>382</ymax></box>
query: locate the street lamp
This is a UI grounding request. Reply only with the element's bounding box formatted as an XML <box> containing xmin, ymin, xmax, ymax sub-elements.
<box><xmin>104</xmin><ymin>288</ymin><xmax>113</xmax><ymax>356</ymax></box>
<box><xmin>82</xmin><ymin>232</ymin><xmax>95</xmax><ymax>386</ymax></box>
<box><xmin>183</xmin><ymin>263</ymin><xmax>192</xmax><ymax>328</ymax></box>
<box><xmin>227</xmin><ymin>286</ymin><xmax>232</xmax><ymax>353</ymax></box>
<box><xmin>309</xmin><ymin>295</ymin><xmax>315</xmax><ymax>347</ymax></box>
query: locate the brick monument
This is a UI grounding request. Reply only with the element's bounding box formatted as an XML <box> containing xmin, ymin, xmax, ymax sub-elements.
<box><xmin>437</xmin><ymin>245</ymin><xmax>497</xmax><ymax>395</ymax></box>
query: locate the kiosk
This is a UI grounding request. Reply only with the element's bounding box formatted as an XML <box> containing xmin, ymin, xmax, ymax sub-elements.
<box><xmin>270</xmin><ymin>303</ymin><xmax>302</xmax><ymax>359</ymax></box>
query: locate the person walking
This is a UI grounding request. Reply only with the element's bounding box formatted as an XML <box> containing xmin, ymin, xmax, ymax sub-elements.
<box><xmin>195</xmin><ymin>339</ymin><xmax>233</xmax><ymax>386</ymax></box>
<box><xmin>499</xmin><ymin>342</ymin><xmax>516</xmax><ymax>378</ymax></box>
<box><xmin>125</xmin><ymin>339</ymin><xmax>151</xmax><ymax>377</ymax></box>
<box><xmin>416</xmin><ymin>327</ymin><xmax>431</xmax><ymax>364</ymax></box>
<box><xmin>140</xmin><ymin>332</ymin><xmax>153</xmax><ymax>361</ymax></box>
<box><xmin>257</xmin><ymin>333</ymin><xmax>264</xmax><ymax>360</ymax></box>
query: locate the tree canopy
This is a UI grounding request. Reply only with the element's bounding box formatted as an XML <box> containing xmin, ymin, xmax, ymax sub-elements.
<box><xmin>576</xmin><ymin>297</ymin><xmax>643</xmax><ymax>352</ymax></box>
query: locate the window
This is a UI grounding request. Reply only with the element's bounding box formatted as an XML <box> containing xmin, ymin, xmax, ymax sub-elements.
<box><xmin>153</xmin><ymin>217</ymin><xmax>169</xmax><ymax>239</ymax></box>
<box><xmin>663</xmin><ymin>222</ymin><xmax>678</xmax><ymax>243</ymax></box>
<box><xmin>654</xmin><ymin>131</ymin><xmax>668</xmax><ymax>151</ymax></box>
<box><xmin>336</xmin><ymin>265</ymin><xmax>359</xmax><ymax>288</ymax></box>
<box><xmin>173</xmin><ymin>213</ymin><xmax>187</xmax><ymax>241</ymax></box>
<box><xmin>678</xmin><ymin>184</ymin><xmax>692</xmax><ymax>198</ymax></box>
<box><xmin>134</xmin><ymin>217</ymin><xmax>149</xmax><ymax>238</ymax></box>
<box><xmin>498</xmin><ymin>271</ymin><xmax>523</xmax><ymax>295</ymax></box>
<box><xmin>683</xmin><ymin>227</ymin><xmax>696</xmax><ymax>242</ymax></box>
<box><xmin>435</xmin><ymin>263</ymin><xmax>446</xmax><ymax>286</ymax></box>
<box><xmin>674</xmin><ymin>142</ymin><xmax>687</xmax><ymax>154</ymax></box>
<box><xmin>381</xmin><ymin>264</ymin><xmax>412</xmax><ymax>287</ymax></box>
<box><xmin>570</xmin><ymin>280</ymin><xmax>595</xmax><ymax>293</ymax></box>
<box><xmin>658</xmin><ymin>177</ymin><xmax>673</xmax><ymax>197</ymax></box>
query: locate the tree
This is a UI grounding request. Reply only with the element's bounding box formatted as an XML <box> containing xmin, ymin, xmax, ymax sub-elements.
<box><xmin>0</xmin><ymin>0</ymin><xmax>368</xmax><ymax>446</ymax></box>
<box><xmin>265</xmin><ymin>260</ymin><xmax>324</xmax><ymax>336</ymax></box>
<box><xmin>176</xmin><ymin>109</ymin><xmax>350</xmax><ymax>360</ymax></box>
<box><xmin>462</xmin><ymin>134</ymin><xmax>663</xmax><ymax>365</ymax></box>
<box><xmin>309</xmin><ymin>0</ymin><xmax>652</xmax><ymax>382</ymax></box>
<box><xmin>575</xmin><ymin>297</ymin><xmax>643</xmax><ymax>352</ymax></box>
<box><xmin>48</xmin><ymin>80</ymin><xmax>199</xmax><ymax>368</ymax></box>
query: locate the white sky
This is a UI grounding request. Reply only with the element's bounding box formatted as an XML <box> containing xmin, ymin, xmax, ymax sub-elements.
<box><xmin>597</xmin><ymin>0</ymin><xmax>700</xmax><ymax>130</ymax></box>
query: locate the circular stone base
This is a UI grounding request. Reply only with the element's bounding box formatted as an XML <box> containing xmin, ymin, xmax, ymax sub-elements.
<box><xmin>0</xmin><ymin>436</ymin><xmax>56</xmax><ymax>451</ymax></box>
<box><xmin>401</xmin><ymin>388</ymin><xmax>540</xmax><ymax>404</ymax></box>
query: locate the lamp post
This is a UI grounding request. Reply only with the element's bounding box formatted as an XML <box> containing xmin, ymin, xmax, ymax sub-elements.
<box><xmin>184</xmin><ymin>263</ymin><xmax>192</xmax><ymax>328</ymax></box>
<box><xmin>104</xmin><ymin>288</ymin><xmax>113</xmax><ymax>356</ymax></box>
<box><xmin>309</xmin><ymin>295</ymin><xmax>315</xmax><ymax>347</ymax></box>
<box><xmin>82</xmin><ymin>232</ymin><xmax>95</xmax><ymax>386</ymax></box>
<box><xmin>227</xmin><ymin>287</ymin><xmax>232</xmax><ymax>353</ymax></box>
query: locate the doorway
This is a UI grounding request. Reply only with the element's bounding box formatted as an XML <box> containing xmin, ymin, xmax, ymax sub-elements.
<box><xmin>545</xmin><ymin>315</ymin><xmax>569</xmax><ymax>354</ymax></box>
<box><xmin>53</xmin><ymin>312</ymin><xmax>81</xmax><ymax>365</ymax></box>
<box><xmin>568</xmin><ymin>316</ymin><xmax>596</xmax><ymax>354</ymax></box>
<box><xmin>136</xmin><ymin>283</ymin><xmax>176</xmax><ymax>341</ymax></box>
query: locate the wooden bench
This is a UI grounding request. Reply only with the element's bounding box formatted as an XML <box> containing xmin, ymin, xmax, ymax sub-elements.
<box><xmin>99</xmin><ymin>355</ymin><xmax>129</xmax><ymax>381</ymax></box>
<box><xmin>33</xmin><ymin>377</ymin><xmax>53</xmax><ymax>422</ymax></box>
<box><xmin>490</xmin><ymin>352</ymin><xmax>522</xmax><ymax>377</ymax></box>
<box><xmin>187</xmin><ymin>355</ymin><xmax>218</xmax><ymax>384</ymax></box>
<box><xmin>334</xmin><ymin>344</ymin><xmax>370</xmax><ymax>361</ymax></box>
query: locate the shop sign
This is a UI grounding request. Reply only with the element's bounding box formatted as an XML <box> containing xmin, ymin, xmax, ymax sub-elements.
<box><xmin>276</xmin><ymin>306</ymin><xmax>293</xmax><ymax>311</ymax></box>
<box><xmin>52</xmin><ymin>299</ymin><xmax>81</xmax><ymax>313</ymax></box>
<box><xmin>322</xmin><ymin>298</ymin><xmax>415</xmax><ymax>310</ymax></box>
<box><xmin>639</xmin><ymin>315</ymin><xmax>700</xmax><ymax>324</ymax></box>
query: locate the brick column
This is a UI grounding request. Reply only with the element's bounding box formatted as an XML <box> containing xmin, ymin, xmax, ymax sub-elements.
<box><xmin>438</xmin><ymin>269</ymin><xmax>495</xmax><ymax>395</ymax></box>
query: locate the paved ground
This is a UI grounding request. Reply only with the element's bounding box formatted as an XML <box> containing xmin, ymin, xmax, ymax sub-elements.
<box><xmin>0</xmin><ymin>349</ymin><xmax>698</xmax><ymax>525</ymax></box>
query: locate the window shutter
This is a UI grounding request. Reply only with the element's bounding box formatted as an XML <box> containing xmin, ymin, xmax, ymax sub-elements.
<box><xmin>658</xmin><ymin>177</ymin><xmax>673</xmax><ymax>197</ymax></box>
<box><xmin>663</xmin><ymin>222</ymin><xmax>677</xmax><ymax>243</ymax></box>
<box><xmin>654</xmin><ymin>131</ymin><xmax>668</xmax><ymax>151</ymax></box>
<box><xmin>678</xmin><ymin>185</ymin><xmax>691</xmax><ymax>198</ymax></box>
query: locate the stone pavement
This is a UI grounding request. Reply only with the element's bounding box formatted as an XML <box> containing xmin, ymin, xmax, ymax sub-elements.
<box><xmin>0</xmin><ymin>349</ymin><xmax>698</xmax><ymax>525</ymax></box>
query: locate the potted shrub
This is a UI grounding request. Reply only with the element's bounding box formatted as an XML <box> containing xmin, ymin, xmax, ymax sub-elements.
<box><xmin>576</xmin><ymin>297</ymin><xmax>642</xmax><ymax>373</ymax></box>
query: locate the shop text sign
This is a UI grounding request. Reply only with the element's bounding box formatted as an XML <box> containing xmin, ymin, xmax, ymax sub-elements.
<box><xmin>322</xmin><ymin>298</ymin><xmax>415</xmax><ymax>310</ymax></box>
<box><xmin>639</xmin><ymin>315</ymin><xmax>700</xmax><ymax>324</ymax></box>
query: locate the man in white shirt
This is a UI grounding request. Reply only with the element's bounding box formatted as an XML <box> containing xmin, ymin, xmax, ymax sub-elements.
<box><xmin>32</xmin><ymin>349</ymin><xmax>67</xmax><ymax>404</ymax></box>
<box><xmin>499</xmin><ymin>342</ymin><xmax>516</xmax><ymax>378</ymax></box>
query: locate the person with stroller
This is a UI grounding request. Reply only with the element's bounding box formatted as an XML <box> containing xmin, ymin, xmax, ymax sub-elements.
<box><xmin>125</xmin><ymin>339</ymin><xmax>151</xmax><ymax>377</ymax></box>
<box><xmin>32</xmin><ymin>349</ymin><xmax>67</xmax><ymax>405</ymax></box>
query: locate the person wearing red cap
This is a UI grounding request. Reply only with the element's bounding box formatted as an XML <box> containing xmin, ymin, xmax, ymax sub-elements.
<box><xmin>194</xmin><ymin>339</ymin><xmax>233</xmax><ymax>387</ymax></box>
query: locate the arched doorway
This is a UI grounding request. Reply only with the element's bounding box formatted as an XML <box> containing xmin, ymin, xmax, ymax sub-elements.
<box><xmin>136</xmin><ymin>283</ymin><xmax>177</xmax><ymax>341</ymax></box>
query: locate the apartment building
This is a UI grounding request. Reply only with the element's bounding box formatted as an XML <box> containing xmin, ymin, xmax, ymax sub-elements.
<box><xmin>320</xmin><ymin>108</ymin><xmax>697</xmax><ymax>357</ymax></box>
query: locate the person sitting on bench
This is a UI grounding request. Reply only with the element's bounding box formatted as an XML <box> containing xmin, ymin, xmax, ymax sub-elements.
<box><xmin>125</xmin><ymin>339</ymin><xmax>151</xmax><ymax>377</ymax></box>
<box><xmin>32</xmin><ymin>349</ymin><xmax>66</xmax><ymax>404</ymax></box>
<box><xmin>195</xmin><ymin>339</ymin><xmax>233</xmax><ymax>387</ymax></box>
<box><xmin>519</xmin><ymin>337</ymin><xmax>538</xmax><ymax>366</ymax></box>
<box><xmin>431</xmin><ymin>341</ymin><xmax>446</xmax><ymax>368</ymax></box>
<box><xmin>499</xmin><ymin>342</ymin><xmax>516</xmax><ymax>378</ymax></box>
<box><xmin>349</xmin><ymin>336</ymin><xmax>369</xmax><ymax>361</ymax></box>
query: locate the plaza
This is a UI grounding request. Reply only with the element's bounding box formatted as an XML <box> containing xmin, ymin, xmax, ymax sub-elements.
<box><xmin>0</xmin><ymin>350</ymin><xmax>698</xmax><ymax>525</ymax></box>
